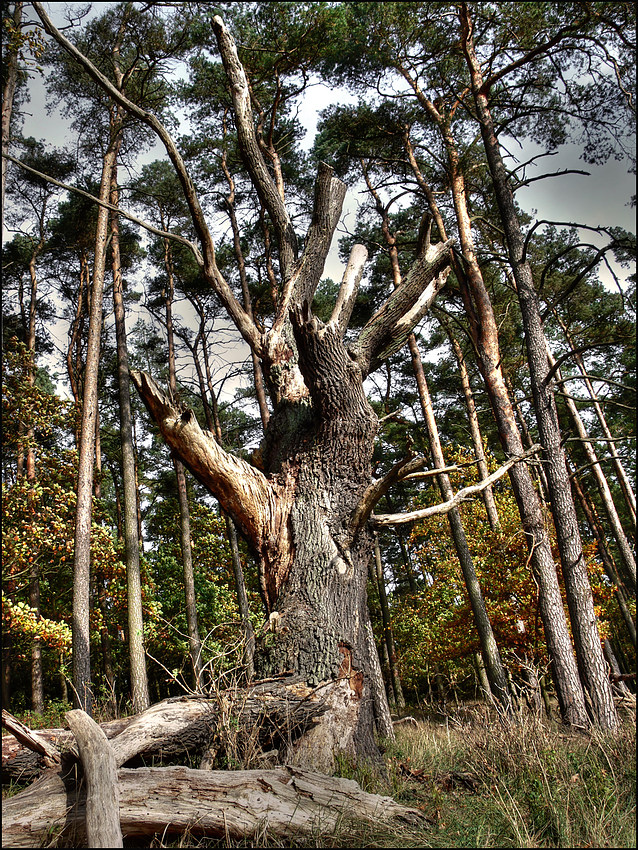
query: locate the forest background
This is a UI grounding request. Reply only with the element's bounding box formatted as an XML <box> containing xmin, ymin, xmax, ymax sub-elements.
<box><xmin>1</xmin><ymin>0</ymin><xmax>635</xmax><ymax>752</ymax></box>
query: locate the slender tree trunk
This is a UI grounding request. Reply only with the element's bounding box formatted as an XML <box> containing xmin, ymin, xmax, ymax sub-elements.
<box><xmin>184</xmin><ymin>307</ymin><xmax>256</xmax><ymax>678</ymax></box>
<box><xmin>447</xmin><ymin>132</ymin><xmax>587</xmax><ymax>727</ymax></box>
<box><xmin>402</xmin><ymin>109</ymin><xmax>586</xmax><ymax>724</ymax></box>
<box><xmin>71</xmin><ymin>142</ymin><xmax>118</xmax><ymax>714</ymax></box>
<box><xmin>410</xmin><ymin>337</ymin><xmax>512</xmax><ymax>712</ymax></box>
<box><xmin>548</xmin><ymin>346</ymin><xmax>636</xmax><ymax>587</ymax></box>
<box><xmin>26</xmin><ymin>242</ymin><xmax>45</xmax><ymax>714</ymax></box>
<box><xmin>110</xmin><ymin>159</ymin><xmax>150</xmax><ymax>713</ymax></box>
<box><xmin>460</xmin><ymin>3</ymin><xmax>617</xmax><ymax>729</ymax></box>
<box><xmin>554</xmin><ymin>311</ymin><xmax>636</xmax><ymax>526</ymax></box>
<box><xmin>445</xmin><ymin>325</ymin><xmax>500</xmax><ymax>530</ymax></box>
<box><xmin>361</xmin><ymin>164</ymin><xmax>510</xmax><ymax>711</ymax></box>
<box><xmin>569</xmin><ymin>460</ymin><xmax>636</xmax><ymax>646</ymax></box>
<box><xmin>162</xmin><ymin>251</ymin><xmax>204</xmax><ymax>690</ymax></box>
<box><xmin>1</xmin><ymin>2</ymin><xmax>22</xmax><ymax>216</ymax></box>
<box><xmin>372</xmin><ymin>534</ymin><xmax>405</xmax><ymax>710</ymax></box>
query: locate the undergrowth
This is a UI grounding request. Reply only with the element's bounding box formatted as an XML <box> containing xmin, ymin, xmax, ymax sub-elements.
<box><xmin>144</xmin><ymin>709</ymin><xmax>636</xmax><ymax>849</ymax></box>
<box><xmin>4</xmin><ymin>703</ymin><xmax>635</xmax><ymax>847</ymax></box>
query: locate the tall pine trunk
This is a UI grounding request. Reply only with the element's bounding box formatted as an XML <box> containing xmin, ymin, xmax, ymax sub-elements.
<box><xmin>110</xmin><ymin>158</ymin><xmax>150</xmax><ymax>713</ymax></box>
<box><xmin>71</xmin><ymin>142</ymin><xmax>118</xmax><ymax>714</ymax></box>
<box><xmin>460</xmin><ymin>3</ymin><xmax>618</xmax><ymax>729</ymax></box>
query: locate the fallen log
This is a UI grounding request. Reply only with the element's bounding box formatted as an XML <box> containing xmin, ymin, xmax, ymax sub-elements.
<box><xmin>2</xmin><ymin>678</ymin><xmax>327</xmax><ymax>781</ymax></box>
<box><xmin>2</xmin><ymin>717</ymin><xmax>130</xmax><ymax>782</ymax></box>
<box><xmin>2</xmin><ymin>762</ymin><xmax>423</xmax><ymax>847</ymax></box>
<box><xmin>2</xmin><ymin>709</ymin><xmax>64</xmax><ymax>768</ymax></box>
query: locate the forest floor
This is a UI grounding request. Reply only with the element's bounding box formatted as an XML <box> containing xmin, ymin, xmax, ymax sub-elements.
<box><xmin>3</xmin><ymin>699</ymin><xmax>635</xmax><ymax>848</ymax></box>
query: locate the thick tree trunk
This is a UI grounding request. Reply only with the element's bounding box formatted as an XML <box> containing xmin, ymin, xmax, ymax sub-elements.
<box><xmin>460</xmin><ymin>4</ymin><xmax>618</xmax><ymax>730</ymax></box>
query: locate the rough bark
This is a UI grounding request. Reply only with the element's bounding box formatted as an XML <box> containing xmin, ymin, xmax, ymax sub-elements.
<box><xmin>569</xmin><ymin>461</ymin><xmax>637</xmax><ymax>647</ymax></box>
<box><xmin>110</xmin><ymin>160</ymin><xmax>150</xmax><ymax>714</ymax></box>
<box><xmin>2</xmin><ymin>680</ymin><xmax>329</xmax><ymax>781</ymax></box>
<box><xmin>460</xmin><ymin>2</ymin><xmax>618</xmax><ymax>730</ymax></box>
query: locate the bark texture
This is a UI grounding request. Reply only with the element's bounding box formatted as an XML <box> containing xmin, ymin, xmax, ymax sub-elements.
<box><xmin>2</xmin><ymin>763</ymin><xmax>421</xmax><ymax>848</ymax></box>
<box><xmin>460</xmin><ymin>2</ymin><xmax>617</xmax><ymax>729</ymax></box>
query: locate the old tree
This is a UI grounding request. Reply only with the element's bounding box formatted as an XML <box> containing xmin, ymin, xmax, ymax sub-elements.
<box><xmin>31</xmin><ymin>7</ymin><xmax>454</xmax><ymax>766</ymax></box>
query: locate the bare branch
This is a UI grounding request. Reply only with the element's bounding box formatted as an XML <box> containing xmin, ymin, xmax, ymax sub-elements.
<box><xmin>3</xmin><ymin>153</ymin><xmax>203</xmax><ymax>262</ymax></box>
<box><xmin>348</xmin><ymin>455</ymin><xmax>430</xmax><ymax>540</ymax></box>
<box><xmin>329</xmin><ymin>243</ymin><xmax>369</xmax><ymax>336</ymax></box>
<box><xmin>372</xmin><ymin>445</ymin><xmax>542</xmax><ymax>527</ymax></box>
<box><xmin>272</xmin><ymin>162</ymin><xmax>347</xmax><ymax>335</ymax></box>
<box><xmin>212</xmin><ymin>14</ymin><xmax>297</xmax><ymax>282</ymax></box>
<box><xmin>351</xmin><ymin>238</ymin><xmax>455</xmax><ymax>376</ymax></box>
<box><xmin>130</xmin><ymin>370</ymin><xmax>277</xmax><ymax>551</ymax></box>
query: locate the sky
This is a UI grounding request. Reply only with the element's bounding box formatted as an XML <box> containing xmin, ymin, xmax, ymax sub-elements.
<box><xmin>6</xmin><ymin>1</ymin><xmax>636</xmax><ymax>414</ymax></box>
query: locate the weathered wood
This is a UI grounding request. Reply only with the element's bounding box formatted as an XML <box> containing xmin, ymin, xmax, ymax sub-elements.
<box><xmin>66</xmin><ymin>710</ymin><xmax>122</xmax><ymax>848</ymax></box>
<box><xmin>2</xmin><ymin>709</ymin><xmax>63</xmax><ymax>768</ymax></box>
<box><xmin>3</xmin><ymin>717</ymin><xmax>129</xmax><ymax>781</ymax></box>
<box><xmin>3</xmin><ymin>681</ymin><xmax>327</xmax><ymax>781</ymax></box>
<box><xmin>2</xmin><ymin>763</ymin><xmax>423</xmax><ymax>847</ymax></box>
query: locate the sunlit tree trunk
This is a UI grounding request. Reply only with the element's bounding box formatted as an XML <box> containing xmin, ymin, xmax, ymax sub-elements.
<box><xmin>460</xmin><ymin>2</ymin><xmax>617</xmax><ymax>729</ymax></box>
<box><xmin>71</xmin><ymin>142</ymin><xmax>118</xmax><ymax>714</ymax></box>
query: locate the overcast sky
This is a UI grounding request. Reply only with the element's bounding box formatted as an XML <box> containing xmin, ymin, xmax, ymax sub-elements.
<box><xmin>7</xmin><ymin>2</ymin><xmax>636</xmax><ymax>409</ymax></box>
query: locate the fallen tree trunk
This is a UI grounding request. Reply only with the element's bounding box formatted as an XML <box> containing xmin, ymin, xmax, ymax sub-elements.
<box><xmin>3</xmin><ymin>762</ymin><xmax>423</xmax><ymax>847</ymax></box>
<box><xmin>3</xmin><ymin>678</ymin><xmax>327</xmax><ymax>781</ymax></box>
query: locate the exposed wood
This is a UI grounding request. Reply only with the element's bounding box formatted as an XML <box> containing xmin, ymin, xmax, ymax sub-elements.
<box><xmin>2</xmin><ymin>763</ymin><xmax>423</xmax><ymax>848</ymax></box>
<box><xmin>2</xmin><ymin>709</ymin><xmax>62</xmax><ymax>768</ymax></box>
<box><xmin>65</xmin><ymin>710</ymin><xmax>122</xmax><ymax>848</ymax></box>
<box><xmin>3</xmin><ymin>682</ymin><xmax>328</xmax><ymax>780</ymax></box>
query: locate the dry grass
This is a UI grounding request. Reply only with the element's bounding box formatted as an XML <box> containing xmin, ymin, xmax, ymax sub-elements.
<box><xmin>152</xmin><ymin>706</ymin><xmax>635</xmax><ymax>849</ymax></box>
